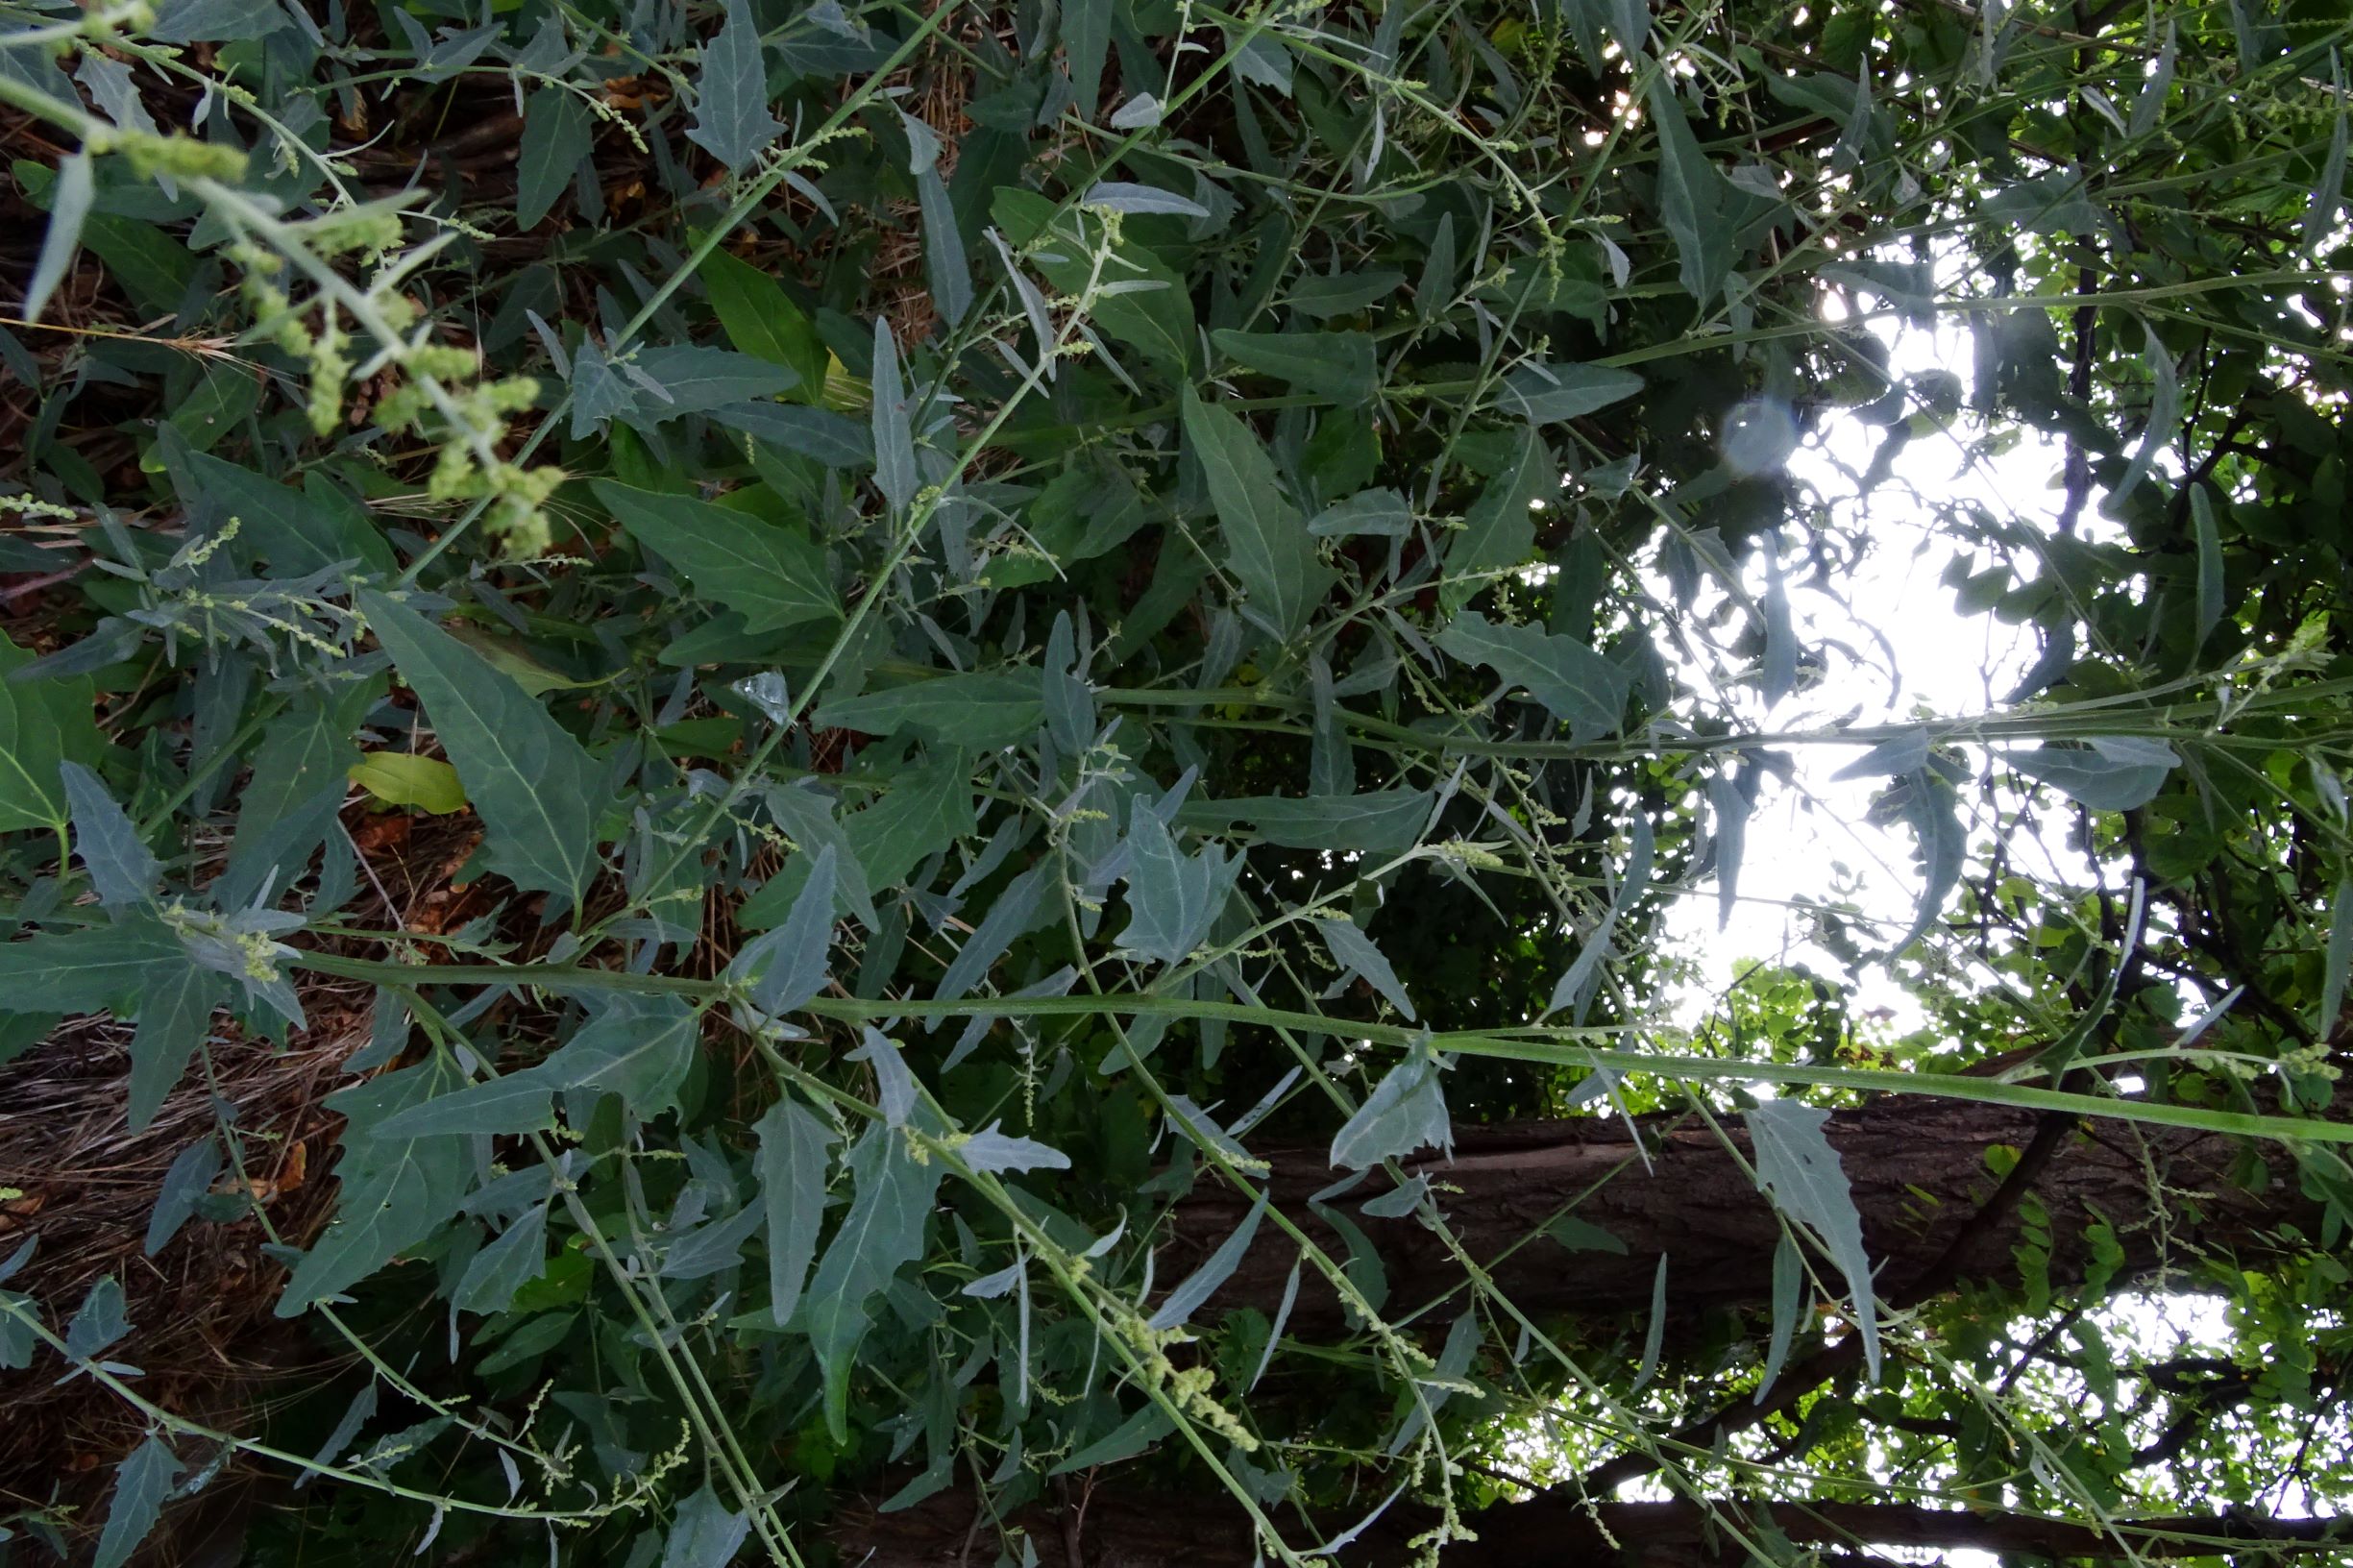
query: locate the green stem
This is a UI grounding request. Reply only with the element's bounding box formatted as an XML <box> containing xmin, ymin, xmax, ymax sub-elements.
<box><xmin>286</xmin><ymin>951</ymin><xmax>2353</xmax><ymax>1145</ymax></box>
<box><xmin>0</xmin><ymin>1295</ymin><xmax>617</xmax><ymax>1521</ymax></box>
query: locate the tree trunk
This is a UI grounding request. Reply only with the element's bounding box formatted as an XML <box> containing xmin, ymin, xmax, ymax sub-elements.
<box><xmin>839</xmin><ymin>1485</ymin><xmax>2353</xmax><ymax>1566</ymax></box>
<box><xmin>1159</xmin><ymin>1093</ymin><xmax>2316</xmax><ymax>1330</ymax></box>
<box><xmin>834</xmin><ymin>1095</ymin><xmax>2327</xmax><ymax>1567</ymax></box>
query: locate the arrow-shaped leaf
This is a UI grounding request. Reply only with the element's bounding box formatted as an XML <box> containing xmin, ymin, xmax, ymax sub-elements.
<box><xmin>358</xmin><ymin>590</ymin><xmax>606</xmax><ymax>911</ymax></box>
<box><xmin>594</xmin><ymin>481</ymin><xmax>838</xmax><ymax>635</ymax></box>
<box><xmin>685</xmin><ymin>0</ymin><xmax>781</xmax><ymax>171</ymax></box>
<box><xmin>1436</xmin><ymin>611</ymin><xmax>1631</xmax><ymax>743</ymax></box>
<box><xmin>1184</xmin><ymin>387</ymin><xmax>1332</xmax><ymax>644</ymax></box>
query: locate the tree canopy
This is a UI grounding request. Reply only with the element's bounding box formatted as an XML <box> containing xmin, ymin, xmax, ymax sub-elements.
<box><xmin>1</xmin><ymin>0</ymin><xmax>2351</xmax><ymax>1563</ymax></box>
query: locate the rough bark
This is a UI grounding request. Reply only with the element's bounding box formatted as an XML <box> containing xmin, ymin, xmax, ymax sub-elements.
<box><xmin>839</xmin><ymin>1488</ymin><xmax>2351</xmax><ymax>1566</ymax></box>
<box><xmin>1159</xmin><ymin>1094</ymin><xmax>2319</xmax><ymax>1330</ymax></box>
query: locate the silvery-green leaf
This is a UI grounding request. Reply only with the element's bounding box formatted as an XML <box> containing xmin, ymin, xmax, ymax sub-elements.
<box><xmin>713</xmin><ymin>403</ymin><xmax>871</xmax><ymax>466</ymax></box>
<box><xmin>850</xmin><ymin>1027</ymin><xmax>918</xmax><ymax>1126</ymax></box>
<box><xmin>844</xmin><ymin>753</ymin><xmax>974</xmax><ymax>890</ymax></box>
<box><xmin>1607</xmin><ymin>0</ymin><xmax>1651</xmax><ymax>55</ymax></box>
<box><xmin>1747</xmin><ymin>1099</ymin><xmax>1879</xmax><ymax>1379</ymax></box>
<box><xmin>1212</xmin><ymin>329</ymin><xmax>1376</xmax><ymax>404</ymax></box>
<box><xmin>917</xmin><ymin>160</ymin><xmax>972</xmax><ymax>326</ymax></box>
<box><xmin>1630</xmin><ymin>1254</ymin><xmax>1669</xmax><ymax>1393</ymax></box>
<box><xmin>1085</xmin><ymin>181</ymin><xmax>1209</xmax><ymax>217</ymax></box>
<box><xmin>144</xmin><ymin>1137</ymin><xmax>221</xmax><ymax>1255</ymax></box>
<box><xmin>127</xmin><ymin>963</ymin><xmax>224</xmax><ymax>1134</ymax></box>
<box><xmin>958</xmin><ymin>1121</ymin><xmax>1071</xmax><ymax>1175</ymax></box>
<box><xmin>817</xmin><ymin>672</ymin><xmax>1042</xmax><ymax>748</ymax></box>
<box><xmin>2191</xmin><ymin>485</ymin><xmax>2225</xmax><ymax>647</ymax></box>
<box><xmin>371</xmin><ymin>1069</ymin><xmax>563</xmax><ymax>1139</ymax></box>
<box><xmin>2102</xmin><ymin>323</ymin><xmax>2179</xmax><ymax>512</ymax></box>
<box><xmin>1146</xmin><ymin>1188</ymin><xmax>1267</xmax><ymax>1331</ymax></box>
<box><xmin>0</xmin><ymin>917</ymin><xmax>187</xmax><ymax>1015</ymax></box>
<box><xmin>993</xmin><ymin>187</ymin><xmax>1193</xmax><ymax>372</ymax></box>
<box><xmin>298</xmin><ymin>1384</ymin><xmax>376</xmax><ymax>1490</ymax></box>
<box><xmin>1048</xmin><ymin>1402</ymin><xmax>1175</xmax><ymax>1474</ymax></box>
<box><xmin>1119</xmin><ymin>802</ymin><xmax>1239</xmax><ymax>965</ymax></box>
<box><xmin>1108</xmin><ymin>92</ymin><xmax>1161</xmax><ymax>129</ymax></box>
<box><xmin>2087</xmin><ymin>736</ymin><xmax>2180</xmax><ymax>769</ymax></box>
<box><xmin>1495</xmin><ymin>360</ymin><xmax>1642</xmax><ymax>423</ymax></box>
<box><xmin>871</xmin><ymin>317</ymin><xmax>919</xmax><ymax>513</ymax></box>
<box><xmin>1385</xmin><ymin>1311</ymin><xmax>1481</xmax><ymax>1453</ymax></box>
<box><xmin>1439</xmin><ymin>430</ymin><xmax>1550</xmax><ymax>616</ymax></box>
<box><xmin>1175</xmin><ymin>790</ymin><xmax>1430</xmax><ymax>855</ymax></box>
<box><xmin>1250</xmin><ymin>1258</ymin><xmax>1302</xmax><ymax>1391</ymax></box>
<box><xmin>540</xmin><ymin>992</ymin><xmax>703</xmax><ymax>1115</ymax></box>
<box><xmin>374</xmin><ymin>993</ymin><xmax>699</xmax><ymax>1139</ymax></box>
<box><xmin>627</xmin><ymin>345</ymin><xmax>796</xmax><ymax>416</ymax></box>
<box><xmin>1360</xmin><ymin>1174</ymin><xmax>1431</xmax><ymax>1219</ymax></box>
<box><xmin>662</xmin><ymin>1486</ymin><xmax>750</xmax><ymax>1568</ymax></box>
<box><xmin>685</xmin><ymin>0</ymin><xmax>782</xmax><ymax>171</ymax></box>
<box><xmin>736</xmin><ymin>672</ymin><xmax>793</xmax><ymax>724</ymax></box>
<box><xmin>1759</xmin><ymin>533</ymin><xmax>1797</xmax><ymax>707</ymax></box>
<box><xmin>1417</xmin><ymin>210</ymin><xmax>1457</xmax><ymax>317</ymax></box>
<box><xmin>92</xmin><ymin>1435</ymin><xmax>180</xmax><ymax>1568</ymax></box>
<box><xmin>453</xmin><ymin>1200</ymin><xmax>549</xmax><ymax>1314</ymax></box>
<box><xmin>1065</xmin><ymin>0</ymin><xmax>1111</xmax><ymax>110</ymax></box>
<box><xmin>732</xmin><ymin>845</ymin><xmax>837</xmax><ymax>1014</ymax></box>
<box><xmin>2005</xmin><ymin>622</ymin><xmax>2078</xmax><ymax>704</ymax></box>
<box><xmin>357</xmin><ymin>590</ymin><xmax>605</xmax><ymax>910</ymax></box>
<box><xmin>661</xmin><ymin>1198</ymin><xmax>765</xmax><ymax>1281</ymax></box>
<box><xmin>24</xmin><ymin>149</ymin><xmax>91</xmax><ymax>326</ymax></box>
<box><xmin>2128</xmin><ymin>20</ymin><xmax>2176</xmax><ymax>136</ymax></box>
<box><xmin>1436</xmin><ymin>611</ymin><xmax>1630</xmax><ymax>743</ymax></box>
<box><xmin>1754</xmin><ymin>1230</ymin><xmax>1803</xmax><ymax>1403</ymax></box>
<box><xmin>1831</xmin><ymin>729</ymin><xmax>1929</xmax><ymax>780</ymax></box>
<box><xmin>754</xmin><ymin>1092</ymin><xmax>838</xmax><ymax>1327</ymax></box>
<box><xmin>1892</xmin><ymin>766</ymin><xmax>1964</xmax><ymax>954</ymax></box>
<box><xmin>2177</xmin><ymin>986</ymin><xmax>2243</xmax><ymax>1048</ymax></box>
<box><xmin>1546</xmin><ymin>814</ymin><xmax>1654</xmax><ymax>1021</ymax></box>
<box><xmin>516</xmin><ymin>91</ymin><xmax>590</xmax><ymax>230</ymax></box>
<box><xmin>750</xmin><ymin>784</ymin><xmax>878</xmax><ymax>932</ymax></box>
<box><xmin>1330</xmin><ymin>1048</ymin><xmax>1452</xmax><ymax>1170</ymax></box>
<box><xmin>2004</xmin><ymin>742</ymin><xmax>2175</xmax><ymax>811</ymax></box>
<box><xmin>61</xmin><ymin>762</ymin><xmax>159</xmax><ymax>911</ymax></box>
<box><xmin>1309</xmin><ymin>488</ymin><xmax>1411</xmax><ymax>538</ymax></box>
<box><xmin>805</xmin><ymin>1124</ymin><xmax>944</xmax><ymax>1439</ymax></box>
<box><xmin>66</xmin><ymin>1276</ymin><xmax>131</xmax><ymax>1360</ymax></box>
<box><xmin>2320</xmin><ymin>876</ymin><xmax>2353</xmax><ymax>1038</ymax></box>
<box><xmin>160</xmin><ymin>446</ymin><xmax>393</xmax><ymax>576</ymax></box>
<box><xmin>569</xmin><ymin>339</ymin><xmax>636</xmax><ymax>436</ymax></box>
<box><xmin>1708</xmin><ymin>772</ymin><xmax>1751</xmax><ymax>931</ymax></box>
<box><xmin>1315</xmin><ymin>918</ymin><xmax>1414</xmax><ymax>1019</ymax></box>
<box><xmin>1646</xmin><ymin>81</ymin><xmax>1732</xmax><ymax>306</ymax></box>
<box><xmin>2304</xmin><ymin>81</ymin><xmax>2348</xmax><ymax>256</ymax></box>
<box><xmin>0</xmin><ymin>1288</ymin><xmax>36</xmax><ymax>1370</ymax></box>
<box><xmin>931</xmin><ymin>865</ymin><xmax>1050</xmax><ymax>1007</ymax></box>
<box><xmin>1042</xmin><ymin>609</ymin><xmax>1094</xmax><ymax>753</ymax></box>
<box><xmin>1545</xmin><ymin>1215</ymin><xmax>1629</xmax><ymax>1254</ymax></box>
<box><xmin>1230</xmin><ymin>31</ymin><xmax>1293</xmax><ymax>91</ymax></box>
<box><xmin>76</xmin><ymin>53</ymin><xmax>159</xmax><ymax>136</ymax></box>
<box><xmin>1184</xmin><ymin>386</ymin><xmax>1333</xmax><ymax>644</ymax></box>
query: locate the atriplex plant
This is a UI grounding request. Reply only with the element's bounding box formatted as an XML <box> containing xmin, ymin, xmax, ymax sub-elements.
<box><xmin>1</xmin><ymin>0</ymin><xmax>2351</xmax><ymax>1562</ymax></box>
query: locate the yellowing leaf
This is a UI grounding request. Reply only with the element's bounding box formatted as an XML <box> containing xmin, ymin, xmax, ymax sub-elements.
<box><xmin>349</xmin><ymin>753</ymin><xmax>469</xmax><ymax>815</ymax></box>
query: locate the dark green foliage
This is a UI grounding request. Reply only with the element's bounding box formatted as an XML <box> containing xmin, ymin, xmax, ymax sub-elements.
<box><xmin>1</xmin><ymin>0</ymin><xmax>2351</xmax><ymax>1562</ymax></box>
